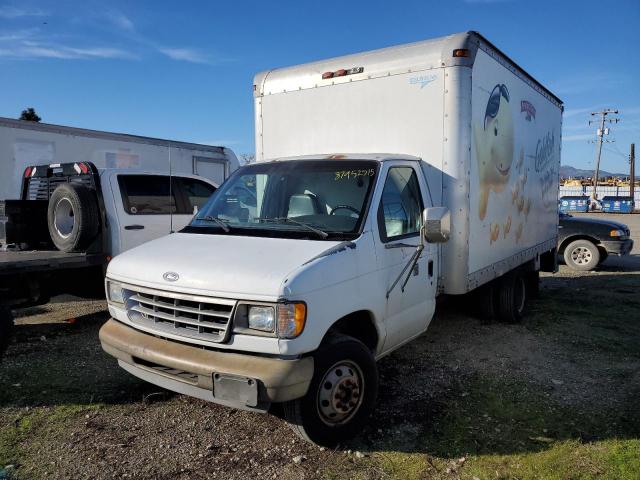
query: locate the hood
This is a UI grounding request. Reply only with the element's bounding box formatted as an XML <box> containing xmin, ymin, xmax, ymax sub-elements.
<box><xmin>561</xmin><ymin>215</ymin><xmax>629</xmax><ymax>231</ymax></box>
<box><xmin>107</xmin><ymin>232</ymin><xmax>342</xmax><ymax>300</ymax></box>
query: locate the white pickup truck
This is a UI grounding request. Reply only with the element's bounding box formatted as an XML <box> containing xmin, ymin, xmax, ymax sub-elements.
<box><xmin>0</xmin><ymin>118</ymin><xmax>239</xmax><ymax>356</ymax></box>
<box><xmin>100</xmin><ymin>31</ymin><xmax>562</xmax><ymax>446</ymax></box>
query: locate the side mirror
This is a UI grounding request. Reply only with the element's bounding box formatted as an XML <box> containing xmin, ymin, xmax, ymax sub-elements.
<box><xmin>421</xmin><ymin>207</ymin><xmax>450</xmax><ymax>243</ymax></box>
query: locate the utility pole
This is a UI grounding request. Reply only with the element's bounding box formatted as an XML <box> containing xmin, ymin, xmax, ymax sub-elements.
<box><xmin>631</xmin><ymin>143</ymin><xmax>635</xmax><ymax>210</ymax></box>
<box><xmin>589</xmin><ymin>109</ymin><xmax>620</xmax><ymax>204</ymax></box>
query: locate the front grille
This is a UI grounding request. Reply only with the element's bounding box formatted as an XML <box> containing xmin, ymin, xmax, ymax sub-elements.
<box><xmin>124</xmin><ymin>286</ymin><xmax>236</xmax><ymax>343</ymax></box>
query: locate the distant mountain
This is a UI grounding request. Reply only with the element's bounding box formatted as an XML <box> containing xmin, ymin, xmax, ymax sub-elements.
<box><xmin>560</xmin><ymin>165</ymin><xmax>628</xmax><ymax>179</ymax></box>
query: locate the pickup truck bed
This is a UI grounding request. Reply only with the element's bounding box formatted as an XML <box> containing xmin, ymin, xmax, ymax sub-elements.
<box><xmin>0</xmin><ymin>250</ymin><xmax>106</xmax><ymax>275</ymax></box>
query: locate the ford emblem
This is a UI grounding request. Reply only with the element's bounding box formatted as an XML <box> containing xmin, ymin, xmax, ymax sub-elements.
<box><xmin>163</xmin><ymin>272</ymin><xmax>179</xmax><ymax>282</ymax></box>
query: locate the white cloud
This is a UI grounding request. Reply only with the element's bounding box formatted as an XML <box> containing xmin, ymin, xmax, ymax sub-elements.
<box><xmin>106</xmin><ymin>11</ymin><xmax>135</xmax><ymax>32</ymax></box>
<box><xmin>0</xmin><ymin>6</ymin><xmax>46</xmax><ymax>18</ymax></box>
<box><xmin>0</xmin><ymin>42</ymin><xmax>136</xmax><ymax>60</ymax></box>
<box><xmin>159</xmin><ymin>47</ymin><xmax>211</xmax><ymax>64</ymax></box>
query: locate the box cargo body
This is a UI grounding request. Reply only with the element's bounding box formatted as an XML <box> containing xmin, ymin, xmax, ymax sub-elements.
<box><xmin>254</xmin><ymin>31</ymin><xmax>562</xmax><ymax>294</ymax></box>
<box><xmin>0</xmin><ymin>117</ymin><xmax>237</xmax><ymax>201</ymax></box>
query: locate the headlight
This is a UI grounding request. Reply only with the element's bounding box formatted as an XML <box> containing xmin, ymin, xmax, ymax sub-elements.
<box><xmin>277</xmin><ymin>302</ymin><xmax>306</xmax><ymax>339</ymax></box>
<box><xmin>609</xmin><ymin>229</ymin><xmax>625</xmax><ymax>238</ymax></box>
<box><xmin>239</xmin><ymin>302</ymin><xmax>306</xmax><ymax>338</ymax></box>
<box><xmin>106</xmin><ymin>281</ymin><xmax>124</xmax><ymax>305</ymax></box>
<box><xmin>248</xmin><ymin>306</ymin><xmax>275</xmax><ymax>332</ymax></box>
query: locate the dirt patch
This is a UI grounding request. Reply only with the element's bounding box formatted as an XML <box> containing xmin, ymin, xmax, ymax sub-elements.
<box><xmin>1</xmin><ymin>264</ymin><xmax>639</xmax><ymax>479</ymax></box>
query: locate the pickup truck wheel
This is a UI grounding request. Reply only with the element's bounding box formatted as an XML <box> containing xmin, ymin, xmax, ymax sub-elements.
<box><xmin>283</xmin><ymin>335</ymin><xmax>378</xmax><ymax>446</ymax></box>
<box><xmin>47</xmin><ymin>183</ymin><xmax>100</xmax><ymax>252</ymax></box>
<box><xmin>0</xmin><ymin>307</ymin><xmax>14</xmax><ymax>360</ymax></box>
<box><xmin>496</xmin><ymin>271</ymin><xmax>527</xmax><ymax>323</ymax></box>
<box><xmin>563</xmin><ymin>239</ymin><xmax>600</xmax><ymax>271</ymax></box>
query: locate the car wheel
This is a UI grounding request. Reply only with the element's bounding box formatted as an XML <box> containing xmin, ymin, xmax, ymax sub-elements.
<box><xmin>563</xmin><ymin>239</ymin><xmax>600</xmax><ymax>271</ymax></box>
<box><xmin>283</xmin><ymin>335</ymin><xmax>378</xmax><ymax>446</ymax></box>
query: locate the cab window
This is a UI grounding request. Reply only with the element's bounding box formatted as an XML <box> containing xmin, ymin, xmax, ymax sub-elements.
<box><xmin>118</xmin><ymin>175</ymin><xmax>215</xmax><ymax>215</ymax></box>
<box><xmin>377</xmin><ymin>167</ymin><xmax>423</xmax><ymax>242</ymax></box>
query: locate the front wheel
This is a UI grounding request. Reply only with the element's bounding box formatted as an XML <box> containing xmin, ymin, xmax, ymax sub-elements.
<box><xmin>563</xmin><ymin>239</ymin><xmax>600</xmax><ymax>271</ymax></box>
<box><xmin>283</xmin><ymin>335</ymin><xmax>378</xmax><ymax>446</ymax></box>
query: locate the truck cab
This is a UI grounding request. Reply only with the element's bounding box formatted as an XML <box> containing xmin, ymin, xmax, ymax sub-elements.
<box><xmin>100</xmin><ymin>154</ymin><xmax>450</xmax><ymax>445</ymax></box>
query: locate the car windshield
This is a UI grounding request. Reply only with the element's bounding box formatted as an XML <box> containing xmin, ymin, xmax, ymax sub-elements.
<box><xmin>185</xmin><ymin>160</ymin><xmax>379</xmax><ymax>239</ymax></box>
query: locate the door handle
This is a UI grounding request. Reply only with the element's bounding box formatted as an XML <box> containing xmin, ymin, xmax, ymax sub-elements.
<box><xmin>124</xmin><ymin>225</ymin><xmax>145</xmax><ymax>230</ymax></box>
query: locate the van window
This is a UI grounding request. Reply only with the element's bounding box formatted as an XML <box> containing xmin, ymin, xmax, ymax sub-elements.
<box><xmin>378</xmin><ymin>167</ymin><xmax>423</xmax><ymax>242</ymax></box>
<box><xmin>118</xmin><ymin>175</ymin><xmax>176</xmax><ymax>215</ymax></box>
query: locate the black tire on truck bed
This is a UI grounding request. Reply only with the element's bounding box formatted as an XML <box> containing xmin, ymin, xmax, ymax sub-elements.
<box><xmin>47</xmin><ymin>183</ymin><xmax>100</xmax><ymax>253</ymax></box>
<box><xmin>0</xmin><ymin>307</ymin><xmax>14</xmax><ymax>359</ymax></box>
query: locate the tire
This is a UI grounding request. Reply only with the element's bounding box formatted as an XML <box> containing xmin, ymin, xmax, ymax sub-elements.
<box><xmin>526</xmin><ymin>271</ymin><xmax>540</xmax><ymax>299</ymax></box>
<box><xmin>283</xmin><ymin>335</ymin><xmax>378</xmax><ymax>446</ymax></box>
<box><xmin>0</xmin><ymin>307</ymin><xmax>14</xmax><ymax>360</ymax></box>
<box><xmin>476</xmin><ymin>281</ymin><xmax>498</xmax><ymax>323</ymax></box>
<box><xmin>47</xmin><ymin>183</ymin><xmax>100</xmax><ymax>252</ymax></box>
<box><xmin>563</xmin><ymin>239</ymin><xmax>600</xmax><ymax>272</ymax></box>
<box><xmin>496</xmin><ymin>270</ymin><xmax>527</xmax><ymax>323</ymax></box>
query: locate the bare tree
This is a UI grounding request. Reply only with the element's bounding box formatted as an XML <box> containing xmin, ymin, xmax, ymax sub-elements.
<box><xmin>239</xmin><ymin>153</ymin><xmax>255</xmax><ymax>165</ymax></box>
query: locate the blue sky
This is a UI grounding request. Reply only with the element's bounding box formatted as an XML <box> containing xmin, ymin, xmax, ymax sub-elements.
<box><xmin>1</xmin><ymin>0</ymin><xmax>639</xmax><ymax>173</ymax></box>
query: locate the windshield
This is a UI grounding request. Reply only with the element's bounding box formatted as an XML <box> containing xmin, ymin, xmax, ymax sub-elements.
<box><xmin>185</xmin><ymin>160</ymin><xmax>379</xmax><ymax>239</ymax></box>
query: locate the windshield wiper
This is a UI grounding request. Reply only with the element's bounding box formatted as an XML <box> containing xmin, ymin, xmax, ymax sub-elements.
<box><xmin>197</xmin><ymin>215</ymin><xmax>230</xmax><ymax>232</ymax></box>
<box><xmin>255</xmin><ymin>217</ymin><xmax>328</xmax><ymax>239</ymax></box>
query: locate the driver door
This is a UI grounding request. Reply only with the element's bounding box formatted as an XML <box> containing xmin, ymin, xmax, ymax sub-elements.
<box><xmin>373</xmin><ymin>163</ymin><xmax>437</xmax><ymax>352</ymax></box>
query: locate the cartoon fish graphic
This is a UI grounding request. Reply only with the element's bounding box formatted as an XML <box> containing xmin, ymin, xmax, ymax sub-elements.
<box><xmin>474</xmin><ymin>84</ymin><xmax>514</xmax><ymax>220</ymax></box>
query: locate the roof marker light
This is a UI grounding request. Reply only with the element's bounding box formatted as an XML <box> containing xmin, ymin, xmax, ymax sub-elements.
<box><xmin>453</xmin><ymin>49</ymin><xmax>470</xmax><ymax>58</ymax></box>
<box><xmin>322</xmin><ymin>71</ymin><xmax>334</xmax><ymax>79</ymax></box>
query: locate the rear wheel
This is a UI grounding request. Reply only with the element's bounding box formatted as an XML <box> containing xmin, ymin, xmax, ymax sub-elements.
<box><xmin>475</xmin><ymin>281</ymin><xmax>498</xmax><ymax>322</ymax></box>
<box><xmin>0</xmin><ymin>307</ymin><xmax>14</xmax><ymax>359</ymax></box>
<box><xmin>283</xmin><ymin>335</ymin><xmax>378</xmax><ymax>446</ymax></box>
<box><xmin>563</xmin><ymin>239</ymin><xmax>600</xmax><ymax>271</ymax></box>
<box><xmin>496</xmin><ymin>271</ymin><xmax>527</xmax><ymax>323</ymax></box>
<box><xmin>47</xmin><ymin>183</ymin><xmax>100</xmax><ymax>252</ymax></box>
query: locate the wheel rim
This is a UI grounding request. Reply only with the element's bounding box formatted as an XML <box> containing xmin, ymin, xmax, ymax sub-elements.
<box><xmin>316</xmin><ymin>360</ymin><xmax>364</xmax><ymax>426</ymax></box>
<box><xmin>515</xmin><ymin>276</ymin><xmax>526</xmax><ymax>314</ymax></box>
<box><xmin>54</xmin><ymin>198</ymin><xmax>75</xmax><ymax>238</ymax></box>
<box><xmin>570</xmin><ymin>246</ymin><xmax>592</xmax><ymax>265</ymax></box>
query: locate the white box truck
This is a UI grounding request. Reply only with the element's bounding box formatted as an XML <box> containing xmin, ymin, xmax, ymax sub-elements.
<box><xmin>0</xmin><ymin>118</ymin><xmax>239</xmax><ymax>357</ymax></box>
<box><xmin>100</xmin><ymin>31</ymin><xmax>562</xmax><ymax>446</ymax></box>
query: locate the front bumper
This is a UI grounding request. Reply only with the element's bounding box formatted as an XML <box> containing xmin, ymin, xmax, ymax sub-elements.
<box><xmin>601</xmin><ymin>238</ymin><xmax>634</xmax><ymax>256</ymax></box>
<box><xmin>99</xmin><ymin>319</ymin><xmax>314</xmax><ymax>412</ymax></box>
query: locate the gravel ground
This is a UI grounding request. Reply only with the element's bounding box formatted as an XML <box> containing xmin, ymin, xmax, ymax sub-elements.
<box><xmin>1</xmin><ymin>213</ymin><xmax>639</xmax><ymax>479</ymax></box>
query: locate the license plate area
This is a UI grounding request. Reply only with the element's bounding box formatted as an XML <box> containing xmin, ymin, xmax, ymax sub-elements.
<box><xmin>212</xmin><ymin>373</ymin><xmax>258</xmax><ymax>407</ymax></box>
